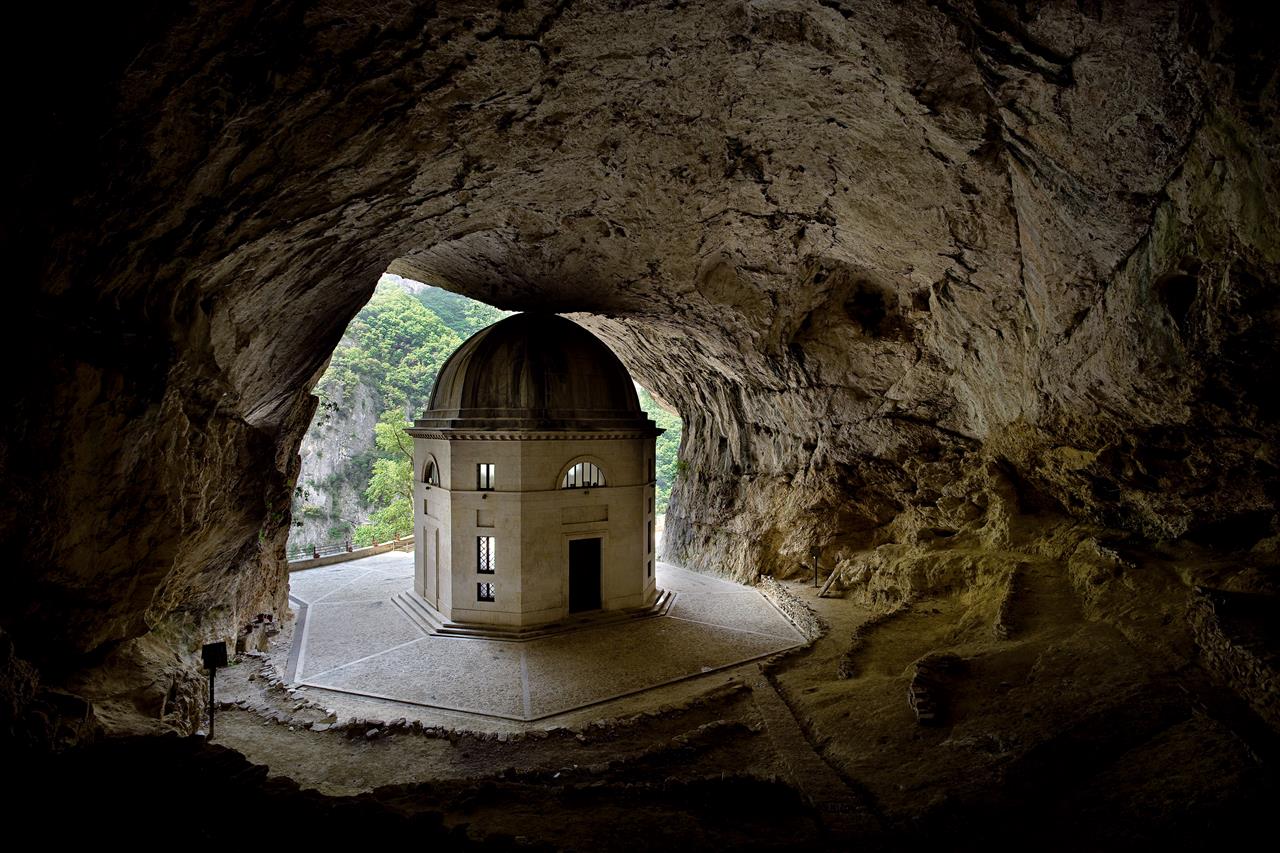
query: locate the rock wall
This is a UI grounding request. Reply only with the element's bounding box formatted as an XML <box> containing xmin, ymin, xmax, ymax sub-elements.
<box><xmin>291</xmin><ymin>369</ymin><xmax>379</xmax><ymax>550</ymax></box>
<box><xmin>1</xmin><ymin>0</ymin><xmax>1276</xmax><ymax>741</ymax></box>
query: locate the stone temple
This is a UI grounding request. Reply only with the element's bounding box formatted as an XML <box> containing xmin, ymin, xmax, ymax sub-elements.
<box><xmin>404</xmin><ymin>312</ymin><xmax>662</xmax><ymax>633</ymax></box>
<box><xmin>7</xmin><ymin>2</ymin><xmax>1280</xmax><ymax>848</ymax></box>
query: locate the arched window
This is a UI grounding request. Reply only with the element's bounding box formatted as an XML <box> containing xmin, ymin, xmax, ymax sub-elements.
<box><xmin>423</xmin><ymin>458</ymin><xmax>440</xmax><ymax>486</ymax></box>
<box><xmin>561</xmin><ymin>461</ymin><xmax>605</xmax><ymax>489</ymax></box>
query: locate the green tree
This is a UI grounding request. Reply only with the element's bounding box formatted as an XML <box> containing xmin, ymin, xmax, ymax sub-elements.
<box><xmin>414</xmin><ymin>284</ymin><xmax>508</xmax><ymax>339</ymax></box>
<box><xmin>334</xmin><ymin>284</ymin><xmax>464</xmax><ymax>410</ymax></box>
<box><xmin>294</xmin><ymin>277</ymin><xmax>507</xmax><ymax>553</ymax></box>
<box><xmin>637</xmin><ymin>386</ymin><xmax>683</xmax><ymax>513</ymax></box>
<box><xmin>354</xmin><ymin>409</ymin><xmax>416</xmax><ymax>546</ymax></box>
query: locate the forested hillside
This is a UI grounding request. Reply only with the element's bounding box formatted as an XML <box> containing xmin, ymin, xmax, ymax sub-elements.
<box><xmin>288</xmin><ymin>275</ymin><xmax>503</xmax><ymax>552</ymax></box>
<box><xmin>288</xmin><ymin>276</ymin><xmax>683</xmax><ymax>554</ymax></box>
<box><xmin>639</xmin><ymin>387</ymin><xmax>681</xmax><ymax>514</ymax></box>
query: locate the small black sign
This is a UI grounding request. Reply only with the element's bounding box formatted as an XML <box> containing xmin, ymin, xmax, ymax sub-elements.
<box><xmin>809</xmin><ymin>545</ymin><xmax>823</xmax><ymax>559</ymax></box>
<box><xmin>202</xmin><ymin>641</ymin><xmax>228</xmax><ymax>670</ymax></box>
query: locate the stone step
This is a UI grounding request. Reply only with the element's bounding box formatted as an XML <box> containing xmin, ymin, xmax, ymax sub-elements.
<box><xmin>391</xmin><ymin>590</ymin><xmax>447</xmax><ymax>635</ymax></box>
<box><xmin>391</xmin><ymin>588</ymin><xmax>676</xmax><ymax>642</ymax></box>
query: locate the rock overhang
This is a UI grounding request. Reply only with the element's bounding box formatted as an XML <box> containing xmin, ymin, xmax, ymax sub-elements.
<box><xmin>1</xmin><ymin>0</ymin><xmax>1276</xmax><ymax>741</ymax></box>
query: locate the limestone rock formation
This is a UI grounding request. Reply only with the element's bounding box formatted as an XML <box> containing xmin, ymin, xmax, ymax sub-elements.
<box><xmin>1</xmin><ymin>0</ymin><xmax>1276</xmax><ymax>781</ymax></box>
<box><xmin>291</xmin><ymin>373</ymin><xmax>380</xmax><ymax>549</ymax></box>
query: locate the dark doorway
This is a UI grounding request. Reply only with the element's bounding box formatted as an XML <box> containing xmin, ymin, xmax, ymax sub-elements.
<box><xmin>569</xmin><ymin>537</ymin><xmax>602</xmax><ymax>613</ymax></box>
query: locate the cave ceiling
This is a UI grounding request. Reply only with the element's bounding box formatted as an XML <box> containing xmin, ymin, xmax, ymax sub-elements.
<box><xmin>1</xmin><ymin>0</ymin><xmax>1277</xmax><ymax>735</ymax></box>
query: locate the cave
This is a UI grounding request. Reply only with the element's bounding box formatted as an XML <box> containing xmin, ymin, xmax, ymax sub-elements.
<box><xmin>3</xmin><ymin>1</ymin><xmax>1279</xmax><ymax>848</ymax></box>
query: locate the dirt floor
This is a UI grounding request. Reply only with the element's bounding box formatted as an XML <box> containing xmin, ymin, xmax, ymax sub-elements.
<box><xmin>203</xmin><ymin>556</ymin><xmax>1278</xmax><ymax>850</ymax></box>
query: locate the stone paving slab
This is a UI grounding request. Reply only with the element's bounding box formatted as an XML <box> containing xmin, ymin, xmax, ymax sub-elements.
<box><xmin>297</xmin><ymin>600</ymin><xmax>422</xmax><ymax>679</ymax></box>
<box><xmin>288</xmin><ymin>566</ymin><xmax>375</xmax><ymax>603</ymax></box>
<box><xmin>308</xmin><ymin>637</ymin><xmax>527</xmax><ymax>718</ymax></box>
<box><xmin>322</xmin><ymin>572</ymin><xmax>418</xmax><ymax>604</ymax></box>
<box><xmin>523</xmin><ymin>616</ymin><xmax>792</xmax><ymax>718</ymax></box>
<box><xmin>353</xmin><ymin>552</ymin><xmax>416</xmax><ymax>577</ymax></box>
<box><xmin>287</xmin><ymin>555</ymin><xmax>806</xmax><ymax>721</ymax></box>
<box><xmin>658</xmin><ymin>566</ymin><xmax>741</xmax><ymax>593</ymax></box>
<box><xmin>668</xmin><ymin>592</ymin><xmax>802</xmax><ymax>639</ymax></box>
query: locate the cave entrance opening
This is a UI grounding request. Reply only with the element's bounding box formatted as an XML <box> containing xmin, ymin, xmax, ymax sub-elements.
<box><xmin>287</xmin><ymin>271</ymin><xmax>512</xmax><ymax>560</ymax></box>
<box><xmin>287</xmin><ymin>271</ymin><xmax>684</xmax><ymax>566</ymax></box>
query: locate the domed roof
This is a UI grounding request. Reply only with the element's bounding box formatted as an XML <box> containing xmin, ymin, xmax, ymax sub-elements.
<box><xmin>413</xmin><ymin>313</ymin><xmax>658</xmax><ymax>433</ymax></box>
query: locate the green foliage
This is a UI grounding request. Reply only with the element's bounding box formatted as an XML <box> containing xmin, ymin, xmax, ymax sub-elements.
<box><xmin>637</xmin><ymin>386</ymin><xmax>683</xmax><ymax>514</ymax></box>
<box><xmin>320</xmin><ymin>283</ymin><xmax>463</xmax><ymax>412</ymax></box>
<box><xmin>293</xmin><ymin>276</ymin><xmax>499</xmax><ymax>552</ymax></box>
<box><xmin>352</xmin><ymin>499</ymin><xmax>412</xmax><ymax>548</ymax></box>
<box><xmin>354</xmin><ymin>409</ymin><xmax>415</xmax><ymax>546</ymax></box>
<box><xmin>292</xmin><ymin>273</ymin><xmax>689</xmax><ymax>556</ymax></box>
<box><xmin>413</xmin><ymin>284</ymin><xmax>508</xmax><ymax>340</ymax></box>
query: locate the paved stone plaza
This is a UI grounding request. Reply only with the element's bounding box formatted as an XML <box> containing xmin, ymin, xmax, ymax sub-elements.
<box><xmin>286</xmin><ymin>551</ymin><xmax>805</xmax><ymax>721</ymax></box>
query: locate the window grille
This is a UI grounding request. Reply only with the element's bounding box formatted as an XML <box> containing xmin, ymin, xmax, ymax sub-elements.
<box><xmin>477</xmin><ymin>582</ymin><xmax>495</xmax><ymax>602</ymax></box>
<box><xmin>561</xmin><ymin>461</ymin><xmax>604</xmax><ymax>488</ymax></box>
<box><xmin>477</xmin><ymin>536</ymin><xmax>495</xmax><ymax>574</ymax></box>
<box><xmin>477</xmin><ymin>463</ymin><xmax>495</xmax><ymax>490</ymax></box>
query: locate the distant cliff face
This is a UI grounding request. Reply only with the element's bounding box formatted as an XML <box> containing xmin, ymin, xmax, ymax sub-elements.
<box><xmin>288</xmin><ymin>276</ymin><xmax>494</xmax><ymax>553</ymax></box>
<box><xmin>2</xmin><ymin>0</ymin><xmax>1277</xmax><ymax>744</ymax></box>
<box><xmin>290</xmin><ymin>369</ymin><xmax>380</xmax><ymax>551</ymax></box>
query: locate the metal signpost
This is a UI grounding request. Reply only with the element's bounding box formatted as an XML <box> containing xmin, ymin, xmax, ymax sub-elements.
<box><xmin>202</xmin><ymin>641</ymin><xmax>228</xmax><ymax>739</ymax></box>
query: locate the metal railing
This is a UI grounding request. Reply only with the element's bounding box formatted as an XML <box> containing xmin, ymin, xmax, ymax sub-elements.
<box><xmin>285</xmin><ymin>529</ymin><xmax>411</xmax><ymax>562</ymax></box>
<box><xmin>286</xmin><ymin>538</ymin><xmax>353</xmax><ymax>561</ymax></box>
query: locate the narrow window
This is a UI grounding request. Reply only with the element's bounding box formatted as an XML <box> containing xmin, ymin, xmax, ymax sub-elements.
<box><xmin>477</xmin><ymin>463</ymin><xmax>495</xmax><ymax>490</ymax></box>
<box><xmin>477</xmin><ymin>582</ymin><xmax>495</xmax><ymax>602</ymax></box>
<box><xmin>423</xmin><ymin>459</ymin><xmax>440</xmax><ymax>486</ymax></box>
<box><xmin>648</xmin><ymin>523</ymin><xmax>653</xmax><ymax>554</ymax></box>
<box><xmin>647</xmin><ymin>496</ymin><xmax>653</xmax><ymax>514</ymax></box>
<box><xmin>477</xmin><ymin>536</ymin><xmax>495</xmax><ymax>574</ymax></box>
<box><xmin>561</xmin><ymin>461</ymin><xmax>604</xmax><ymax>489</ymax></box>
<box><xmin>648</xmin><ymin>457</ymin><xmax>655</xmax><ymax>481</ymax></box>
<box><xmin>647</xmin><ymin>560</ymin><xmax>652</xmax><ymax>578</ymax></box>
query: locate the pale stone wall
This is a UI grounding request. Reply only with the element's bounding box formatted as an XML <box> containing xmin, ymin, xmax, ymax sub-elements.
<box><xmin>413</xmin><ymin>439</ymin><xmax>452</xmax><ymax>612</ymax></box>
<box><xmin>413</xmin><ymin>435</ymin><xmax>656</xmax><ymax>627</ymax></box>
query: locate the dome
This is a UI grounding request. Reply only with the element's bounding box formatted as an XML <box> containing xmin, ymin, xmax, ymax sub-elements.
<box><xmin>415</xmin><ymin>313</ymin><xmax>657</xmax><ymax>432</ymax></box>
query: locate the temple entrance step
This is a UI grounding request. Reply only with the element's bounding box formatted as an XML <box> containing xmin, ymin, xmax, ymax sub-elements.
<box><xmin>391</xmin><ymin>588</ymin><xmax>675</xmax><ymax>642</ymax></box>
<box><xmin>391</xmin><ymin>590</ymin><xmax>448</xmax><ymax>635</ymax></box>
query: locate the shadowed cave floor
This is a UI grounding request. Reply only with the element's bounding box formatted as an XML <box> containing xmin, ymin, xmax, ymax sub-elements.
<box><xmin>12</xmin><ymin>562</ymin><xmax>1278</xmax><ymax>850</ymax></box>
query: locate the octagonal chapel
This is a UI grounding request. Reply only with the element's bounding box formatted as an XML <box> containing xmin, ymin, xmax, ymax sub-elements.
<box><xmin>404</xmin><ymin>313</ymin><xmax>663</xmax><ymax>634</ymax></box>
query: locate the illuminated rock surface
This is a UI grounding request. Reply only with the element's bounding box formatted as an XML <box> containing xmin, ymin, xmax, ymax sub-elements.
<box><xmin>1</xmin><ymin>1</ymin><xmax>1277</xmax><ymax>846</ymax></box>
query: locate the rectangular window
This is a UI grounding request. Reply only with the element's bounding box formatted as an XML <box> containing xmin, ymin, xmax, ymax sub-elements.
<box><xmin>648</xmin><ymin>524</ymin><xmax>654</xmax><ymax>553</ymax></box>
<box><xmin>647</xmin><ymin>496</ymin><xmax>653</xmax><ymax>514</ymax></box>
<box><xmin>477</xmin><ymin>463</ymin><xmax>495</xmax><ymax>490</ymax></box>
<box><xmin>477</xmin><ymin>536</ymin><xmax>495</xmax><ymax>574</ymax></box>
<box><xmin>647</xmin><ymin>560</ymin><xmax>653</xmax><ymax>578</ymax></box>
<box><xmin>477</xmin><ymin>582</ymin><xmax>495</xmax><ymax>602</ymax></box>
